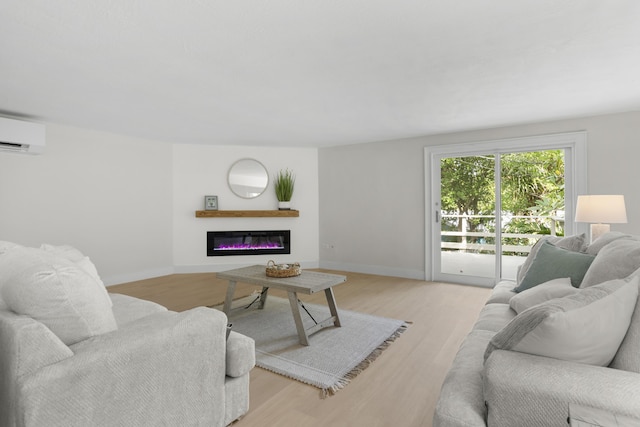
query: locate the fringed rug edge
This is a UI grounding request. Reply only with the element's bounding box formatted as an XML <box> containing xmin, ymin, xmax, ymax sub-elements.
<box><xmin>319</xmin><ymin>321</ymin><xmax>409</xmax><ymax>398</ymax></box>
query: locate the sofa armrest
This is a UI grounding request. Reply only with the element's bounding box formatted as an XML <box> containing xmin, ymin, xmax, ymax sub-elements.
<box><xmin>17</xmin><ymin>307</ymin><xmax>229</xmax><ymax>427</ymax></box>
<box><xmin>226</xmin><ymin>331</ymin><xmax>255</xmax><ymax>378</ymax></box>
<box><xmin>483</xmin><ymin>350</ymin><xmax>640</xmax><ymax>427</ymax></box>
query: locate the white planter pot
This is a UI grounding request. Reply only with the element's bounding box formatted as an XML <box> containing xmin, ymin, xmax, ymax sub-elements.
<box><xmin>278</xmin><ymin>201</ymin><xmax>291</xmax><ymax>210</ymax></box>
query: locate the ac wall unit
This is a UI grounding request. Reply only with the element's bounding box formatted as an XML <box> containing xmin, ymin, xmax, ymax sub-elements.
<box><xmin>0</xmin><ymin>116</ymin><xmax>46</xmax><ymax>154</ymax></box>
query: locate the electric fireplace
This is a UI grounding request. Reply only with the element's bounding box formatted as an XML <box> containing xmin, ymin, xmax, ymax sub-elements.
<box><xmin>207</xmin><ymin>230</ymin><xmax>291</xmax><ymax>256</ymax></box>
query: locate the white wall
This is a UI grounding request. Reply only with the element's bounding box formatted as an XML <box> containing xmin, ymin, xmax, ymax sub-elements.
<box><xmin>318</xmin><ymin>141</ymin><xmax>426</xmax><ymax>279</ymax></box>
<box><xmin>172</xmin><ymin>144</ymin><xmax>319</xmax><ymax>272</ymax></box>
<box><xmin>4</xmin><ymin>110</ymin><xmax>636</xmax><ymax>285</ymax></box>
<box><xmin>0</xmin><ymin>123</ymin><xmax>319</xmax><ymax>285</ymax></box>
<box><xmin>0</xmin><ymin>123</ymin><xmax>173</xmax><ymax>284</ymax></box>
<box><xmin>319</xmin><ymin>110</ymin><xmax>640</xmax><ymax>280</ymax></box>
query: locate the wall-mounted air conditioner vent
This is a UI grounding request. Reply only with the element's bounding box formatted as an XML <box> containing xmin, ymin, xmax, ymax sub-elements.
<box><xmin>0</xmin><ymin>116</ymin><xmax>46</xmax><ymax>155</ymax></box>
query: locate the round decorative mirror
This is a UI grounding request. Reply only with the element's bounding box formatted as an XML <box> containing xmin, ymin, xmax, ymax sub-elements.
<box><xmin>227</xmin><ymin>159</ymin><xmax>269</xmax><ymax>199</ymax></box>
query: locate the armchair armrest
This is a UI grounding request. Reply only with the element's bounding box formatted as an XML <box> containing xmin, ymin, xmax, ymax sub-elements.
<box><xmin>484</xmin><ymin>350</ymin><xmax>640</xmax><ymax>427</ymax></box>
<box><xmin>17</xmin><ymin>307</ymin><xmax>229</xmax><ymax>427</ymax></box>
<box><xmin>0</xmin><ymin>311</ymin><xmax>74</xmax><ymax>427</ymax></box>
<box><xmin>226</xmin><ymin>331</ymin><xmax>255</xmax><ymax>378</ymax></box>
<box><xmin>0</xmin><ymin>310</ymin><xmax>73</xmax><ymax>378</ymax></box>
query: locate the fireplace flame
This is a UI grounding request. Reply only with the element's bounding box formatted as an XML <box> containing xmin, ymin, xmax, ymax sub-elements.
<box><xmin>217</xmin><ymin>242</ymin><xmax>283</xmax><ymax>250</ymax></box>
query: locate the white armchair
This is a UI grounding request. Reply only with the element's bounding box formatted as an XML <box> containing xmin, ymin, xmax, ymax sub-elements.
<box><xmin>0</xmin><ymin>242</ymin><xmax>255</xmax><ymax>427</ymax></box>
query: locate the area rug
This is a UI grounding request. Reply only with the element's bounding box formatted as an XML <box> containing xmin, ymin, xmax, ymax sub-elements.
<box><xmin>220</xmin><ymin>295</ymin><xmax>407</xmax><ymax>397</ymax></box>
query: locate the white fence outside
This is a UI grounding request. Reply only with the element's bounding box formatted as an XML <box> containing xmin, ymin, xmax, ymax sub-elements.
<box><xmin>440</xmin><ymin>213</ymin><xmax>564</xmax><ymax>280</ymax></box>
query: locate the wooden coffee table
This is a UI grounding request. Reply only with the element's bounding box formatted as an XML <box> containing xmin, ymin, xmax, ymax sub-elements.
<box><xmin>217</xmin><ymin>265</ymin><xmax>347</xmax><ymax>346</ymax></box>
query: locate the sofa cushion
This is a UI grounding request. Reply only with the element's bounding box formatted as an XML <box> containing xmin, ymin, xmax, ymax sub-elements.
<box><xmin>109</xmin><ymin>293</ymin><xmax>169</xmax><ymax>327</ymax></box>
<box><xmin>485</xmin><ymin>277</ymin><xmax>638</xmax><ymax>366</ymax></box>
<box><xmin>486</xmin><ymin>280</ymin><xmax>517</xmax><ymax>305</ymax></box>
<box><xmin>473</xmin><ymin>303</ymin><xmax>516</xmax><ymax>332</ymax></box>
<box><xmin>515</xmin><ymin>241</ymin><xmax>595</xmax><ymax>292</ymax></box>
<box><xmin>516</xmin><ymin>234</ymin><xmax>586</xmax><ymax>286</ymax></box>
<box><xmin>610</xmin><ymin>279</ymin><xmax>640</xmax><ymax>373</ymax></box>
<box><xmin>509</xmin><ymin>277</ymin><xmax>577</xmax><ymax>314</ymax></box>
<box><xmin>581</xmin><ymin>239</ymin><xmax>640</xmax><ymax>288</ymax></box>
<box><xmin>0</xmin><ymin>246</ymin><xmax>117</xmax><ymax>345</ymax></box>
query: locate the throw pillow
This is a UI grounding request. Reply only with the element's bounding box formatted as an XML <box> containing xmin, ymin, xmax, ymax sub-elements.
<box><xmin>485</xmin><ymin>277</ymin><xmax>639</xmax><ymax>366</ymax></box>
<box><xmin>0</xmin><ymin>246</ymin><xmax>117</xmax><ymax>345</ymax></box>
<box><xmin>610</xmin><ymin>279</ymin><xmax>640</xmax><ymax>373</ymax></box>
<box><xmin>585</xmin><ymin>231</ymin><xmax>633</xmax><ymax>255</ymax></box>
<box><xmin>580</xmin><ymin>239</ymin><xmax>640</xmax><ymax>288</ymax></box>
<box><xmin>516</xmin><ymin>234</ymin><xmax>586</xmax><ymax>285</ymax></box>
<box><xmin>509</xmin><ymin>277</ymin><xmax>576</xmax><ymax>314</ymax></box>
<box><xmin>0</xmin><ymin>240</ymin><xmax>21</xmax><ymax>255</ymax></box>
<box><xmin>40</xmin><ymin>243</ymin><xmax>104</xmax><ymax>284</ymax></box>
<box><xmin>515</xmin><ymin>241</ymin><xmax>595</xmax><ymax>292</ymax></box>
<box><xmin>40</xmin><ymin>243</ymin><xmax>111</xmax><ymax>306</ymax></box>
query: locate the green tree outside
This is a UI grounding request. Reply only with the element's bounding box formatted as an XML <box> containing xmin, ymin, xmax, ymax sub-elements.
<box><xmin>440</xmin><ymin>150</ymin><xmax>565</xmax><ymax>254</ymax></box>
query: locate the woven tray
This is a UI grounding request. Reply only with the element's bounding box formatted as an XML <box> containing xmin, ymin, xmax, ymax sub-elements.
<box><xmin>265</xmin><ymin>260</ymin><xmax>301</xmax><ymax>278</ymax></box>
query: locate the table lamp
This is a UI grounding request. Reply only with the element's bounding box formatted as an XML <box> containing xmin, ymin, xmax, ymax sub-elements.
<box><xmin>575</xmin><ymin>195</ymin><xmax>627</xmax><ymax>242</ymax></box>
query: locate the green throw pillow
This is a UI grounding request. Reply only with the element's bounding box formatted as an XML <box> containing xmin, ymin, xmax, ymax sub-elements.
<box><xmin>515</xmin><ymin>241</ymin><xmax>595</xmax><ymax>292</ymax></box>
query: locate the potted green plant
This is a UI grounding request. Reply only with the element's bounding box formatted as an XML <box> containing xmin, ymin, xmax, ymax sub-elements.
<box><xmin>274</xmin><ymin>169</ymin><xmax>295</xmax><ymax>210</ymax></box>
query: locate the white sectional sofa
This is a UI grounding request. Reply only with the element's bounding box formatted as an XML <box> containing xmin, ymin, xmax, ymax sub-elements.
<box><xmin>0</xmin><ymin>241</ymin><xmax>255</xmax><ymax>427</ymax></box>
<box><xmin>434</xmin><ymin>232</ymin><xmax>640</xmax><ymax>426</ymax></box>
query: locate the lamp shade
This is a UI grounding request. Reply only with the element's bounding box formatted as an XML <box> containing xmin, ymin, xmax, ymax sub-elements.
<box><xmin>575</xmin><ymin>195</ymin><xmax>627</xmax><ymax>224</ymax></box>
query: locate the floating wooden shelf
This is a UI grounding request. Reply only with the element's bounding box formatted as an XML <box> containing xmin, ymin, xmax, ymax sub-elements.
<box><xmin>195</xmin><ymin>210</ymin><xmax>299</xmax><ymax>218</ymax></box>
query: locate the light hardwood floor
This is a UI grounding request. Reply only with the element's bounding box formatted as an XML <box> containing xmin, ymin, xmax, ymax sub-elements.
<box><xmin>109</xmin><ymin>270</ymin><xmax>491</xmax><ymax>427</ymax></box>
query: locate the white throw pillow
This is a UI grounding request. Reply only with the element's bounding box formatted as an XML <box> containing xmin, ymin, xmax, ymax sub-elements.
<box><xmin>40</xmin><ymin>243</ymin><xmax>111</xmax><ymax>306</ymax></box>
<box><xmin>485</xmin><ymin>277</ymin><xmax>639</xmax><ymax>366</ymax></box>
<box><xmin>585</xmin><ymin>231</ymin><xmax>633</xmax><ymax>255</ymax></box>
<box><xmin>581</xmin><ymin>239</ymin><xmax>640</xmax><ymax>288</ymax></box>
<box><xmin>0</xmin><ymin>240</ymin><xmax>22</xmax><ymax>255</ymax></box>
<box><xmin>0</xmin><ymin>246</ymin><xmax>117</xmax><ymax>345</ymax></box>
<box><xmin>40</xmin><ymin>243</ymin><xmax>104</xmax><ymax>284</ymax></box>
<box><xmin>509</xmin><ymin>277</ymin><xmax>576</xmax><ymax>314</ymax></box>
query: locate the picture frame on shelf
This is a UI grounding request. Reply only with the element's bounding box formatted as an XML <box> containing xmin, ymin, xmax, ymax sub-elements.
<box><xmin>204</xmin><ymin>195</ymin><xmax>218</xmax><ymax>211</ymax></box>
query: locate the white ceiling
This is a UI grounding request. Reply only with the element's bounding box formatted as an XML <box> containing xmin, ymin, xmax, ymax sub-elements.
<box><xmin>1</xmin><ymin>1</ymin><xmax>640</xmax><ymax>148</ymax></box>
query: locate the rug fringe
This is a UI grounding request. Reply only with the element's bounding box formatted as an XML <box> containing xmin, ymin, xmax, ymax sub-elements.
<box><xmin>320</xmin><ymin>322</ymin><xmax>409</xmax><ymax>399</ymax></box>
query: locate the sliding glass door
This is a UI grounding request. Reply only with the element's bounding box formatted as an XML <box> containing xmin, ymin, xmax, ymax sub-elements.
<box><xmin>426</xmin><ymin>133</ymin><xmax>587</xmax><ymax>287</ymax></box>
<box><xmin>438</xmin><ymin>154</ymin><xmax>497</xmax><ymax>279</ymax></box>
